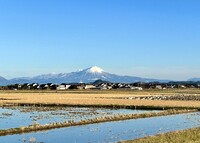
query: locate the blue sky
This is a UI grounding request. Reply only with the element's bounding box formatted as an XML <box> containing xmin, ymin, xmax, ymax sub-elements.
<box><xmin>0</xmin><ymin>0</ymin><xmax>200</xmax><ymax>80</ymax></box>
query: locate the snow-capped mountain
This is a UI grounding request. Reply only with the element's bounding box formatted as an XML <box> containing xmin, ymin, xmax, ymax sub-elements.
<box><xmin>86</xmin><ymin>66</ymin><xmax>104</xmax><ymax>73</ymax></box>
<box><xmin>0</xmin><ymin>66</ymin><xmax>169</xmax><ymax>85</ymax></box>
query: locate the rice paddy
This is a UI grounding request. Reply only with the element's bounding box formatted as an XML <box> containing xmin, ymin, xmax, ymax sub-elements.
<box><xmin>0</xmin><ymin>106</ymin><xmax>159</xmax><ymax>130</ymax></box>
<box><xmin>1</xmin><ymin>112</ymin><xmax>199</xmax><ymax>143</ymax></box>
<box><xmin>0</xmin><ymin>89</ymin><xmax>200</xmax><ymax>108</ymax></box>
<box><xmin>0</xmin><ymin>89</ymin><xmax>199</xmax><ymax>142</ymax></box>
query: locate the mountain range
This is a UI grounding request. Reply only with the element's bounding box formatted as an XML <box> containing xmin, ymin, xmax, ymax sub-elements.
<box><xmin>187</xmin><ymin>78</ymin><xmax>200</xmax><ymax>82</ymax></box>
<box><xmin>0</xmin><ymin>66</ymin><xmax>199</xmax><ymax>85</ymax></box>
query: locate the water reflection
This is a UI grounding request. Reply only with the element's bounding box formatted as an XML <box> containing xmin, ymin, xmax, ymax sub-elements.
<box><xmin>0</xmin><ymin>106</ymin><xmax>158</xmax><ymax>129</ymax></box>
<box><xmin>0</xmin><ymin>112</ymin><xmax>199</xmax><ymax>143</ymax></box>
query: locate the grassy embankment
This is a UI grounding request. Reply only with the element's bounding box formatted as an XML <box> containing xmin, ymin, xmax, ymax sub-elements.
<box><xmin>123</xmin><ymin>127</ymin><xmax>200</xmax><ymax>143</ymax></box>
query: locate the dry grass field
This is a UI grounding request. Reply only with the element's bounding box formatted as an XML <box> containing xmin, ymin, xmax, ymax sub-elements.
<box><xmin>0</xmin><ymin>89</ymin><xmax>200</xmax><ymax>108</ymax></box>
<box><xmin>124</xmin><ymin>127</ymin><xmax>200</xmax><ymax>143</ymax></box>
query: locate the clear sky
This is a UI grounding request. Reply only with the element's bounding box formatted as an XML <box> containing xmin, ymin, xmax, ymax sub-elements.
<box><xmin>0</xmin><ymin>0</ymin><xmax>200</xmax><ymax>80</ymax></box>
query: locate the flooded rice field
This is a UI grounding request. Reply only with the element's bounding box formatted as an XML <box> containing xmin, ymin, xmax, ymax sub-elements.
<box><xmin>0</xmin><ymin>106</ymin><xmax>159</xmax><ymax>129</ymax></box>
<box><xmin>0</xmin><ymin>112</ymin><xmax>199</xmax><ymax>143</ymax></box>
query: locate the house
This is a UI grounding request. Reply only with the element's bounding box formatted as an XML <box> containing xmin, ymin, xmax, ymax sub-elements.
<box><xmin>179</xmin><ymin>85</ymin><xmax>186</xmax><ymax>89</ymax></box>
<box><xmin>77</xmin><ymin>84</ymin><xmax>85</xmax><ymax>89</ymax></box>
<box><xmin>57</xmin><ymin>85</ymin><xmax>66</xmax><ymax>90</ymax></box>
<box><xmin>68</xmin><ymin>84</ymin><xmax>85</xmax><ymax>90</ymax></box>
<box><xmin>98</xmin><ymin>83</ymin><xmax>113</xmax><ymax>90</ymax></box>
<box><xmin>20</xmin><ymin>83</ymin><xmax>31</xmax><ymax>90</ymax></box>
<box><xmin>49</xmin><ymin>84</ymin><xmax>57</xmax><ymax>90</ymax></box>
<box><xmin>131</xmin><ymin>86</ymin><xmax>143</xmax><ymax>90</ymax></box>
<box><xmin>18</xmin><ymin>84</ymin><xmax>22</xmax><ymax>89</ymax></box>
<box><xmin>65</xmin><ymin>85</ymin><xmax>71</xmax><ymax>89</ymax></box>
<box><xmin>30</xmin><ymin>83</ymin><xmax>39</xmax><ymax>90</ymax></box>
<box><xmin>37</xmin><ymin>84</ymin><xmax>49</xmax><ymax>90</ymax></box>
<box><xmin>155</xmin><ymin>85</ymin><xmax>162</xmax><ymax>89</ymax></box>
<box><xmin>85</xmin><ymin>84</ymin><xmax>96</xmax><ymax>89</ymax></box>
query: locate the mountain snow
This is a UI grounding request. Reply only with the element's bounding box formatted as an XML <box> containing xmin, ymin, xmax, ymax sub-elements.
<box><xmin>87</xmin><ymin>66</ymin><xmax>104</xmax><ymax>73</ymax></box>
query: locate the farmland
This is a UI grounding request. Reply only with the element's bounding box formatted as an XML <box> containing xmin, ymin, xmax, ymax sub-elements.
<box><xmin>0</xmin><ymin>89</ymin><xmax>200</xmax><ymax>142</ymax></box>
<box><xmin>0</xmin><ymin>89</ymin><xmax>200</xmax><ymax>109</ymax></box>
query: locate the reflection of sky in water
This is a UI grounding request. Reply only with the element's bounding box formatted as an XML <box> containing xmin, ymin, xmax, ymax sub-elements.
<box><xmin>0</xmin><ymin>107</ymin><xmax>159</xmax><ymax>129</ymax></box>
<box><xmin>0</xmin><ymin>112</ymin><xmax>199</xmax><ymax>143</ymax></box>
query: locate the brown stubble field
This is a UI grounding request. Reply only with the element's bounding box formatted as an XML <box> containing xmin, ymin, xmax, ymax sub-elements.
<box><xmin>0</xmin><ymin>89</ymin><xmax>200</xmax><ymax>108</ymax></box>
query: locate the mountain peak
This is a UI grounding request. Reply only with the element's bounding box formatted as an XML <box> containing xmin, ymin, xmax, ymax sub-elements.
<box><xmin>0</xmin><ymin>76</ymin><xmax>6</xmax><ymax>80</ymax></box>
<box><xmin>87</xmin><ymin>66</ymin><xmax>104</xmax><ymax>73</ymax></box>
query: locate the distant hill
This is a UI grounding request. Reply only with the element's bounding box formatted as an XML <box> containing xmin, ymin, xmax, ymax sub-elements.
<box><xmin>93</xmin><ymin>79</ymin><xmax>111</xmax><ymax>85</ymax></box>
<box><xmin>0</xmin><ymin>76</ymin><xmax>8</xmax><ymax>85</ymax></box>
<box><xmin>0</xmin><ymin>66</ymin><xmax>170</xmax><ymax>85</ymax></box>
<box><xmin>188</xmin><ymin>78</ymin><xmax>200</xmax><ymax>82</ymax></box>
